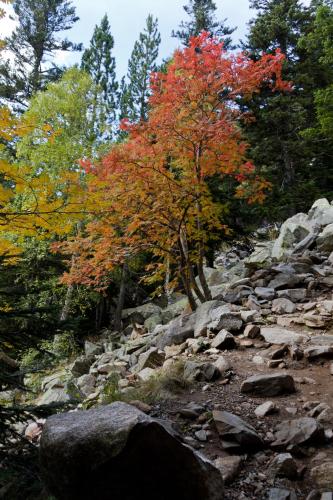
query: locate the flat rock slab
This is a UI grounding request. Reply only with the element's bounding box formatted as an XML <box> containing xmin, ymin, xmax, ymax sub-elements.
<box><xmin>40</xmin><ymin>402</ymin><xmax>224</xmax><ymax>500</ymax></box>
<box><xmin>260</xmin><ymin>327</ymin><xmax>308</xmax><ymax>345</ymax></box>
<box><xmin>241</xmin><ymin>373</ymin><xmax>296</xmax><ymax>397</ymax></box>
<box><xmin>213</xmin><ymin>410</ymin><xmax>264</xmax><ymax>452</ymax></box>
<box><xmin>271</xmin><ymin>417</ymin><xmax>325</xmax><ymax>450</ymax></box>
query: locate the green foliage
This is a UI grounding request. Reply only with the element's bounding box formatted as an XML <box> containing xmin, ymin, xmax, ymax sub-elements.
<box><xmin>81</xmin><ymin>14</ymin><xmax>118</xmax><ymax>135</ymax></box>
<box><xmin>124</xmin><ymin>14</ymin><xmax>161</xmax><ymax>121</ymax></box>
<box><xmin>241</xmin><ymin>0</ymin><xmax>333</xmax><ymax>219</ymax></box>
<box><xmin>17</xmin><ymin>67</ymin><xmax>105</xmax><ymax>171</ymax></box>
<box><xmin>0</xmin><ymin>0</ymin><xmax>82</xmax><ymax>107</ymax></box>
<box><xmin>172</xmin><ymin>0</ymin><xmax>235</xmax><ymax>48</ymax></box>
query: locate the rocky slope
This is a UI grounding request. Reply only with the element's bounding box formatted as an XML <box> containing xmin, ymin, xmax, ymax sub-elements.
<box><xmin>23</xmin><ymin>199</ymin><xmax>333</xmax><ymax>499</ymax></box>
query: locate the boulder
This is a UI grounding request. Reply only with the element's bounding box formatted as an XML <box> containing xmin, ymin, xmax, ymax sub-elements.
<box><xmin>304</xmin><ymin>346</ymin><xmax>333</xmax><ymax>361</ymax></box>
<box><xmin>260</xmin><ymin>326</ymin><xmax>308</xmax><ymax>345</ymax></box>
<box><xmin>272</xmin><ymin>298</ymin><xmax>296</xmax><ymax>314</ymax></box>
<box><xmin>271</xmin><ymin>212</ymin><xmax>312</xmax><ymax>260</ymax></box>
<box><xmin>155</xmin><ymin>313</ymin><xmax>196</xmax><ymax>349</ymax></box>
<box><xmin>137</xmin><ymin>367</ymin><xmax>157</xmax><ymax>381</ymax></box>
<box><xmin>207</xmin><ymin>306</ymin><xmax>243</xmax><ymax>333</ymax></box>
<box><xmin>271</xmin><ymin>417</ymin><xmax>325</xmax><ymax>449</ymax></box>
<box><xmin>277</xmin><ymin>289</ymin><xmax>307</xmax><ymax>302</ymax></box>
<box><xmin>214</xmin><ymin>356</ymin><xmax>232</xmax><ymax>375</ymax></box>
<box><xmin>40</xmin><ymin>402</ymin><xmax>224</xmax><ymax>500</ymax></box>
<box><xmin>311</xmin><ymin>462</ymin><xmax>333</xmax><ymax>490</ymax></box>
<box><xmin>245</xmin><ymin>242</ymin><xmax>273</xmax><ymax>267</ymax></box>
<box><xmin>76</xmin><ymin>374</ymin><xmax>96</xmax><ymax>397</ymax></box>
<box><xmin>241</xmin><ymin>373</ymin><xmax>296</xmax><ymax>397</ymax></box>
<box><xmin>214</xmin><ymin>456</ymin><xmax>242</xmax><ymax>484</ymax></box>
<box><xmin>122</xmin><ymin>303</ymin><xmax>162</xmax><ymax>322</ymax></box>
<box><xmin>308</xmin><ymin>199</ymin><xmax>333</xmax><ymax>226</ymax></box>
<box><xmin>71</xmin><ymin>355</ymin><xmax>95</xmax><ymax>377</ymax></box>
<box><xmin>268</xmin><ymin>273</ymin><xmax>303</xmax><ymax>291</ymax></box>
<box><xmin>210</xmin><ymin>330</ymin><xmax>236</xmax><ymax>350</ymax></box>
<box><xmin>255</xmin><ymin>401</ymin><xmax>278</xmax><ymax>418</ymax></box>
<box><xmin>268</xmin><ymin>453</ymin><xmax>298</xmax><ymax>479</ymax></box>
<box><xmin>184</xmin><ymin>361</ymin><xmax>221</xmax><ymax>382</ymax></box>
<box><xmin>267</xmin><ymin>488</ymin><xmax>297</xmax><ymax>500</ymax></box>
<box><xmin>193</xmin><ymin>300</ymin><xmax>225</xmax><ymax>337</ymax></box>
<box><xmin>37</xmin><ymin>387</ymin><xmax>73</xmax><ymax>406</ymax></box>
<box><xmin>317</xmin><ymin>224</ymin><xmax>333</xmax><ymax>252</ymax></box>
<box><xmin>136</xmin><ymin>348</ymin><xmax>165</xmax><ymax>372</ymax></box>
<box><xmin>244</xmin><ymin>324</ymin><xmax>261</xmax><ymax>339</ymax></box>
<box><xmin>255</xmin><ymin>287</ymin><xmax>275</xmax><ymax>300</ymax></box>
<box><xmin>84</xmin><ymin>341</ymin><xmax>103</xmax><ymax>357</ymax></box>
<box><xmin>213</xmin><ymin>410</ymin><xmax>264</xmax><ymax>452</ymax></box>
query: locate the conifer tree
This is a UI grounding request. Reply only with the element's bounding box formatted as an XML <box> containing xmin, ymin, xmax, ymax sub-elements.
<box><xmin>242</xmin><ymin>0</ymin><xmax>331</xmax><ymax>218</ymax></box>
<box><xmin>125</xmin><ymin>14</ymin><xmax>161</xmax><ymax>121</ymax></box>
<box><xmin>172</xmin><ymin>0</ymin><xmax>235</xmax><ymax>48</ymax></box>
<box><xmin>0</xmin><ymin>0</ymin><xmax>82</xmax><ymax>107</ymax></box>
<box><xmin>81</xmin><ymin>14</ymin><xmax>118</xmax><ymax>127</ymax></box>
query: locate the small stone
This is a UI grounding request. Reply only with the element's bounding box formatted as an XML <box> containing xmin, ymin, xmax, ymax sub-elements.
<box><xmin>214</xmin><ymin>356</ymin><xmax>232</xmax><ymax>375</ymax></box>
<box><xmin>255</xmin><ymin>401</ymin><xmax>278</xmax><ymax>418</ymax></box>
<box><xmin>267</xmin><ymin>488</ymin><xmax>297</xmax><ymax>500</ymax></box>
<box><xmin>255</xmin><ymin>287</ymin><xmax>276</xmax><ymax>300</ymax></box>
<box><xmin>137</xmin><ymin>367</ymin><xmax>156</xmax><ymax>381</ymax></box>
<box><xmin>211</xmin><ymin>330</ymin><xmax>236</xmax><ymax>350</ymax></box>
<box><xmin>195</xmin><ymin>429</ymin><xmax>208</xmax><ymax>442</ymax></box>
<box><xmin>271</xmin><ymin>417</ymin><xmax>325</xmax><ymax>449</ymax></box>
<box><xmin>244</xmin><ymin>324</ymin><xmax>261</xmax><ymax>339</ymax></box>
<box><xmin>129</xmin><ymin>400</ymin><xmax>152</xmax><ymax>413</ymax></box>
<box><xmin>214</xmin><ymin>455</ymin><xmax>242</xmax><ymax>484</ymax></box>
<box><xmin>311</xmin><ymin>462</ymin><xmax>333</xmax><ymax>490</ymax></box>
<box><xmin>268</xmin><ymin>453</ymin><xmax>298</xmax><ymax>479</ymax></box>
<box><xmin>213</xmin><ymin>410</ymin><xmax>264</xmax><ymax>452</ymax></box>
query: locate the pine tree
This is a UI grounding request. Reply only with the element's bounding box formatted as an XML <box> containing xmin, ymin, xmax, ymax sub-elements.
<box><xmin>172</xmin><ymin>0</ymin><xmax>235</xmax><ymax>48</ymax></box>
<box><xmin>0</xmin><ymin>0</ymin><xmax>82</xmax><ymax>107</ymax></box>
<box><xmin>81</xmin><ymin>14</ymin><xmax>118</xmax><ymax>127</ymax></box>
<box><xmin>241</xmin><ymin>0</ymin><xmax>331</xmax><ymax>218</ymax></box>
<box><xmin>126</xmin><ymin>14</ymin><xmax>161</xmax><ymax>121</ymax></box>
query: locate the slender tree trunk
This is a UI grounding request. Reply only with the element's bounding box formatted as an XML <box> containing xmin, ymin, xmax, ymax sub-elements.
<box><xmin>194</xmin><ymin>144</ymin><xmax>212</xmax><ymax>301</ymax></box>
<box><xmin>60</xmin><ymin>255</ymin><xmax>75</xmax><ymax>322</ymax></box>
<box><xmin>60</xmin><ymin>283</ymin><xmax>74</xmax><ymax>322</ymax></box>
<box><xmin>114</xmin><ymin>263</ymin><xmax>127</xmax><ymax>331</ymax></box>
<box><xmin>179</xmin><ymin>229</ymin><xmax>206</xmax><ymax>303</ymax></box>
<box><xmin>164</xmin><ymin>255</ymin><xmax>173</xmax><ymax>306</ymax></box>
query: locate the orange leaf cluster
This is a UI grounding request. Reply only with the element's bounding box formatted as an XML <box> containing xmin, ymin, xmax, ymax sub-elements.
<box><xmin>56</xmin><ymin>33</ymin><xmax>289</xmax><ymax>292</ymax></box>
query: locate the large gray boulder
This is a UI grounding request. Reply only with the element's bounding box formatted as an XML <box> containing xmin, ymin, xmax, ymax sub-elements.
<box><xmin>271</xmin><ymin>417</ymin><xmax>325</xmax><ymax>450</ymax></box>
<box><xmin>155</xmin><ymin>313</ymin><xmax>197</xmax><ymax>349</ymax></box>
<box><xmin>193</xmin><ymin>300</ymin><xmax>225</xmax><ymax>337</ymax></box>
<box><xmin>241</xmin><ymin>373</ymin><xmax>296</xmax><ymax>397</ymax></box>
<box><xmin>317</xmin><ymin>223</ymin><xmax>333</xmax><ymax>252</ymax></box>
<box><xmin>40</xmin><ymin>402</ymin><xmax>224</xmax><ymax>500</ymax></box>
<box><xmin>271</xmin><ymin>212</ymin><xmax>312</xmax><ymax>260</ymax></box>
<box><xmin>260</xmin><ymin>327</ymin><xmax>308</xmax><ymax>345</ymax></box>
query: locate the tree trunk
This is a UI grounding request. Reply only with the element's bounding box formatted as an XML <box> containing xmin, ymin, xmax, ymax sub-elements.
<box><xmin>60</xmin><ymin>282</ymin><xmax>74</xmax><ymax>322</ymax></box>
<box><xmin>113</xmin><ymin>263</ymin><xmax>127</xmax><ymax>331</ymax></box>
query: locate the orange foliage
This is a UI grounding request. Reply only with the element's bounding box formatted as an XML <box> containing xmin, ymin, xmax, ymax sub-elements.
<box><xmin>55</xmin><ymin>33</ymin><xmax>289</xmax><ymax>298</ymax></box>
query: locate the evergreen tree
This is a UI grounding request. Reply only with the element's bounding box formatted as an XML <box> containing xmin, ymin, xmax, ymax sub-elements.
<box><xmin>81</xmin><ymin>14</ymin><xmax>118</xmax><ymax>128</ymax></box>
<box><xmin>172</xmin><ymin>0</ymin><xmax>235</xmax><ymax>48</ymax></box>
<box><xmin>125</xmin><ymin>14</ymin><xmax>161</xmax><ymax>121</ymax></box>
<box><xmin>241</xmin><ymin>0</ymin><xmax>332</xmax><ymax>219</ymax></box>
<box><xmin>0</xmin><ymin>0</ymin><xmax>81</xmax><ymax>107</ymax></box>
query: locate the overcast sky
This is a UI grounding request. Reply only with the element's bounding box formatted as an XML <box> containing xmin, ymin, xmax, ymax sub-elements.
<box><xmin>1</xmin><ymin>0</ymin><xmax>311</xmax><ymax>78</ymax></box>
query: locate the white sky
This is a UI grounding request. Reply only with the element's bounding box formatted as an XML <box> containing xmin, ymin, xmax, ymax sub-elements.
<box><xmin>0</xmin><ymin>0</ymin><xmax>311</xmax><ymax>78</ymax></box>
